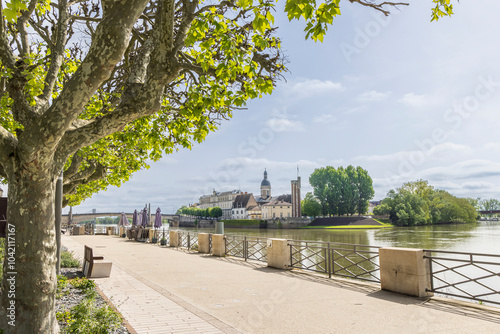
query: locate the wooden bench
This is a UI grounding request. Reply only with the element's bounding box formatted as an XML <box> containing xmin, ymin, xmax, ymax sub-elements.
<box><xmin>83</xmin><ymin>245</ymin><xmax>112</xmax><ymax>278</ymax></box>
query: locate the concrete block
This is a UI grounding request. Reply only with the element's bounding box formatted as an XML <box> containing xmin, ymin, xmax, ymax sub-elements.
<box><xmin>72</xmin><ymin>226</ymin><xmax>85</xmax><ymax>235</ymax></box>
<box><xmin>212</xmin><ymin>234</ymin><xmax>225</xmax><ymax>257</ymax></box>
<box><xmin>169</xmin><ymin>231</ymin><xmax>179</xmax><ymax>247</ymax></box>
<box><xmin>379</xmin><ymin>247</ymin><xmax>433</xmax><ymax>298</ymax></box>
<box><xmin>89</xmin><ymin>260</ymin><xmax>113</xmax><ymax>278</ymax></box>
<box><xmin>267</xmin><ymin>238</ymin><xmax>291</xmax><ymax>270</ymax></box>
<box><xmin>198</xmin><ymin>233</ymin><xmax>210</xmax><ymax>253</ymax></box>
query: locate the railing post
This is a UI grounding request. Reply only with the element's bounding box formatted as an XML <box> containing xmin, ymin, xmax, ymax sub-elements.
<box><xmin>267</xmin><ymin>239</ymin><xmax>291</xmax><ymax>270</ymax></box>
<box><xmin>169</xmin><ymin>230</ymin><xmax>179</xmax><ymax>247</ymax></box>
<box><xmin>188</xmin><ymin>234</ymin><xmax>191</xmax><ymax>250</ymax></box>
<box><xmin>212</xmin><ymin>234</ymin><xmax>225</xmax><ymax>257</ymax></box>
<box><xmin>427</xmin><ymin>251</ymin><xmax>434</xmax><ymax>292</ymax></box>
<box><xmin>379</xmin><ymin>247</ymin><xmax>433</xmax><ymax>298</ymax></box>
<box><xmin>244</xmin><ymin>236</ymin><xmax>247</xmax><ymax>261</ymax></box>
<box><xmin>327</xmin><ymin>242</ymin><xmax>331</xmax><ymax>279</ymax></box>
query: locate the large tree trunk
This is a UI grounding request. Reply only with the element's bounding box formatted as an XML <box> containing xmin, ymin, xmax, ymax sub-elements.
<box><xmin>1</xmin><ymin>166</ymin><xmax>58</xmax><ymax>333</ymax></box>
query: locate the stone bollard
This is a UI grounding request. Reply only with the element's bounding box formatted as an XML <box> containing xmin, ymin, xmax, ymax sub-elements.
<box><xmin>267</xmin><ymin>238</ymin><xmax>291</xmax><ymax>270</ymax></box>
<box><xmin>212</xmin><ymin>234</ymin><xmax>225</xmax><ymax>257</ymax></box>
<box><xmin>379</xmin><ymin>247</ymin><xmax>433</xmax><ymax>298</ymax></box>
<box><xmin>169</xmin><ymin>230</ymin><xmax>180</xmax><ymax>247</ymax></box>
<box><xmin>198</xmin><ymin>233</ymin><xmax>210</xmax><ymax>253</ymax></box>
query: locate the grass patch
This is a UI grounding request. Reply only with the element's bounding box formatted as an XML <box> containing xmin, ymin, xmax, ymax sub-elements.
<box><xmin>373</xmin><ymin>218</ymin><xmax>393</xmax><ymax>226</ymax></box>
<box><xmin>301</xmin><ymin>225</ymin><xmax>391</xmax><ymax>229</ymax></box>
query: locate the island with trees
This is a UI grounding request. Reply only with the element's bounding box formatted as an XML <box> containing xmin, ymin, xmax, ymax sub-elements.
<box><xmin>373</xmin><ymin>180</ymin><xmax>477</xmax><ymax>226</ymax></box>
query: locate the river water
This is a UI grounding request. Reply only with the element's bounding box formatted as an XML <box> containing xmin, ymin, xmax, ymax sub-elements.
<box><xmin>181</xmin><ymin>221</ymin><xmax>500</xmax><ymax>254</ymax></box>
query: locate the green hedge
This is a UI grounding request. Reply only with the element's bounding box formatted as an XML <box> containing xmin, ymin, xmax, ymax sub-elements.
<box><xmin>220</xmin><ymin>220</ymin><xmax>264</xmax><ymax>227</ymax></box>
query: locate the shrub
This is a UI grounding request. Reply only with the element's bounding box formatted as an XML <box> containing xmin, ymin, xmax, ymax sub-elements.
<box><xmin>57</xmin><ymin>275</ymin><xmax>69</xmax><ymax>299</ymax></box>
<box><xmin>57</xmin><ymin>297</ymin><xmax>121</xmax><ymax>334</ymax></box>
<box><xmin>71</xmin><ymin>277</ymin><xmax>96</xmax><ymax>294</ymax></box>
<box><xmin>60</xmin><ymin>249</ymin><xmax>81</xmax><ymax>268</ymax></box>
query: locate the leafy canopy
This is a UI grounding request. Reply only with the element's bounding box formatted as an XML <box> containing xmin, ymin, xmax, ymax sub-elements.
<box><xmin>374</xmin><ymin>180</ymin><xmax>477</xmax><ymax>226</ymax></box>
<box><xmin>0</xmin><ymin>0</ymin><xmax>453</xmax><ymax>206</ymax></box>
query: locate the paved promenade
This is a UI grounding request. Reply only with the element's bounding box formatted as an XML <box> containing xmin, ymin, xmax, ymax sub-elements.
<box><xmin>62</xmin><ymin>234</ymin><xmax>500</xmax><ymax>334</ymax></box>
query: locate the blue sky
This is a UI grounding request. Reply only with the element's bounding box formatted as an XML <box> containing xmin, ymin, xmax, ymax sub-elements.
<box><xmin>68</xmin><ymin>1</ymin><xmax>500</xmax><ymax>214</ymax></box>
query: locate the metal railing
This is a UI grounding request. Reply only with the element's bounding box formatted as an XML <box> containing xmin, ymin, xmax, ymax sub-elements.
<box><xmin>179</xmin><ymin>231</ymin><xmax>199</xmax><ymax>251</ymax></box>
<box><xmin>289</xmin><ymin>240</ymin><xmax>381</xmax><ymax>283</ymax></box>
<box><xmin>158</xmin><ymin>228</ymin><xmax>169</xmax><ymax>245</ymax></box>
<box><xmin>225</xmin><ymin>235</ymin><xmax>268</xmax><ymax>263</ymax></box>
<box><xmin>424</xmin><ymin>249</ymin><xmax>500</xmax><ymax>305</ymax></box>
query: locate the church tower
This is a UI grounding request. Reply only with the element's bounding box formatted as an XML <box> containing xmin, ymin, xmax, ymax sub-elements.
<box><xmin>260</xmin><ymin>169</ymin><xmax>271</xmax><ymax>199</ymax></box>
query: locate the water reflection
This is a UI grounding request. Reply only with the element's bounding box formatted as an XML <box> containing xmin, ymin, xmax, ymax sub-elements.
<box><xmin>183</xmin><ymin>221</ymin><xmax>500</xmax><ymax>254</ymax></box>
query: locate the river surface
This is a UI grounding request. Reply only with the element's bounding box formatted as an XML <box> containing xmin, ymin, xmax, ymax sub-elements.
<box><xmin>179</xmin><ymin>221</ymin><xmax>500</xmax><ymax>254</ymax></box>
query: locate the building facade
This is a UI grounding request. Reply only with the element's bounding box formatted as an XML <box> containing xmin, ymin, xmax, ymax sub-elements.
<box><xmin>261</xmin><ymin>200</ymin><xmax>292</xmax><ymax>219</ymax></box>
<box><xmin>231</xmin><ymin>193</ymin><xmax>258</xmax><ymax>219</ymax></box>
<box><xmin>199</xmin><ymin>189</ymin><xmax>241</xmax><ymax>219</ymax></box>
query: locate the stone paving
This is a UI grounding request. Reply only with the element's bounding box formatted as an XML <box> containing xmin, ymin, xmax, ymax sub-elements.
<box><xmin>63</xmin><ymin>235</ymin><xmax>229</xmax><ymax>334</ymax></box>
<box><xmin>62</xmin><ymin>234</ymin><xmax>500</xmax><ymax>334</ymax></box>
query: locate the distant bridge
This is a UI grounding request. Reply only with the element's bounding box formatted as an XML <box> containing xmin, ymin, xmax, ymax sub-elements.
<box><xmin>62</xmin><ymin>212</ymin><xmax>179</xmax><ymax>224</ymax></box>
<box><xmin>479</xmin><ymin>210</ymin><xmax>500</xmax><ymax>215</ymax></box>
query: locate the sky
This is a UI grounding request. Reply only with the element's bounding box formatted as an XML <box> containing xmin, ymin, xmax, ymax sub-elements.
<box><xmin>66</xmin><ymin>1</ymin><xmax>500</xmax><ymax>214</ymax></box>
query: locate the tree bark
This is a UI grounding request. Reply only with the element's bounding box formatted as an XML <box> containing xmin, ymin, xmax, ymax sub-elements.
<box><xmin>1</xmin><ymin>166</ymin><xmax>58</xmax><ymax>333</ymax></box>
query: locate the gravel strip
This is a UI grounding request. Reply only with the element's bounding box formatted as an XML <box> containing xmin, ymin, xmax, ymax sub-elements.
<box><xmin>57</xmin><ymin>268</ymin><xmax>131</xmax><ymax>334</ymax></box>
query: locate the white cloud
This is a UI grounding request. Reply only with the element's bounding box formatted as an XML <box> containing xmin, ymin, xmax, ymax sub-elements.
<box><xmin>426</xmin><ymin>142</ymin><xmax>472</xmax><ymax>156</ymax></box>
<box><xmin>357</xmin><ymin>90</ymin><xmax>391</xmax><ymax>102</ymax></box>
<box><xmin>266</xmin><ymin>118</ymin><xmax>305</xmax><ymax>132</ymax></box>
<box><xmin>398</xmin><ymin>93</ymin><xmax>443</xmax><ymax>108</ymax></box>
<box><xmin>288</xmin><ymin>79</ymin><xmax>343</xmax><ymax>98</ymax></box>
<box><xmin>313</xmin><ymin>114</ymin><xmax>337</xmax><ymax>123</ymax></box>
<box><xmin>483</xmin><ymin>142</ymin><xmax>500</xmax><ymax>152</ymax></box>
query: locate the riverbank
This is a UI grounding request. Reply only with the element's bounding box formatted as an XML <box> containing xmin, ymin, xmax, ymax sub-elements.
<box><xmin>62</xmin><ymin>234</ymin><xmax>500</xmax><ymax>333</ymax></box>
<box><xmin>302</xmin><ymin>216</ymin><xmax>390</xmax><ymax>229</ymax></box>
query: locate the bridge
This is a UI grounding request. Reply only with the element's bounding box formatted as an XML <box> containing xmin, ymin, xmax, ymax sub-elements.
<box><xmin>63</xmin><ymin>212</ymin><xmax>179</xmax><ymax>224</ymax></box>
<box><xmin>479</xmin><ymin>210</ymin><xmax>500</xmax><ymax>215</ymax></box>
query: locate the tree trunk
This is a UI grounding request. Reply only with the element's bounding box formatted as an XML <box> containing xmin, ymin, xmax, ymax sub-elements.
<box><xmin>1</xmin><ymin>168</ymin><xmax>58</xmax><ymax>333</ymax></box>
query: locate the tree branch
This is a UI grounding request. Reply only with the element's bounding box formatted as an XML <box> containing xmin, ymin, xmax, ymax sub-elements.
<box><xmin>173</xmin><ymin>0</ymin><xmax>198</xmax><ymax>54</ymax></box>
<box><xmin>0</xmin><ymin>125</ymin><xmax>18</xmax><ymax>178</ymax></box>
<box><xmin>349</xmin><ymin>0</ymin><xmax>409</xmax><ymax>16</ymax></box>
<box><xmin>17</xmin><ymin>0</ymin><xmax>39</xmax><ymax>55</ymax></box>
<box><xmin>37</xmin><ymin>0</ymin><xmax>71</xmax><ymax>113</ymax></box>
<box><xmin>0</xmin><ymin>2</ymin><xmax>17</xmax><ymax>69</ymax></box>
<box><xmin>53</xmin><ymin>80</ymin><xmax>163</xmax><ymax>171</ymax></box>
<box><xmin>63</xmin><ymin>151</ymin><xmax>84</xmax><ymax>179</ymax></box>
<box><xmin>19</xmin><ymin>0</ymin><xmax>150</xmax><ymax>163</ymax></box>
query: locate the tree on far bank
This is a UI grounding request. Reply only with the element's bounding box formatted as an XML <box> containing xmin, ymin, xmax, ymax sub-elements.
<box><xmin>480</xmin><ymin>198</ymin><xmax>500</xmax><ymax>212</ymax></box>
<box><xmin>209</xmin><ymin>207</ymin><xmax>223</xmax><ymax>218</ymax></box>
<box><xmin>301</xmin><ymin>192</ymin><xmax>322</xmax><ymax>217</ymax></box>
<box><xmin>309</xmin><ymin>165</ymin><xmax>374</xmax><ymax>216</ymax></box>
<box><xmin>376</xmin><ymin>180</ymin><xmax>477</xmax><ymax>226</ymax></box>
<box><xmin>0</xmin><ymin>0</ymin><xmax>455</xmax><ymax>331</ymax></box>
